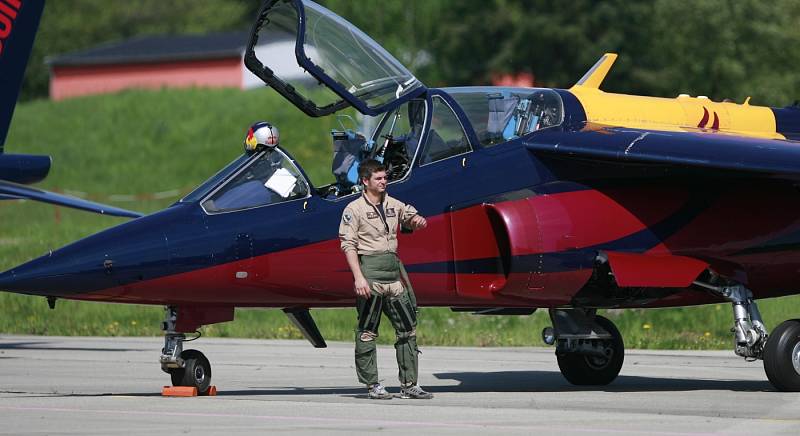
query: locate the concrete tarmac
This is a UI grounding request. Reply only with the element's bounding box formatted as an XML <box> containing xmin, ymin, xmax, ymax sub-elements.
<box><xmin>0</xmin><ymin>335</ymin><xmax>798</xmax><ymax>435</ymax></box>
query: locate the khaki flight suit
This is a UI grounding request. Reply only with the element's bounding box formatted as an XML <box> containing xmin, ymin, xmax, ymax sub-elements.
<box><xmin>339</xmin><ymin>193</ymin><xmax>420</xmax><ymax>386</ymax></box>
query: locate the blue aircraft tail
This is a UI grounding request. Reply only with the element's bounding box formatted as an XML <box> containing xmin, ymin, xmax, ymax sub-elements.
<box><xmin>0</xmin><ymin>0</ymin><xmax>45</xmax><ymax>149</ymax></box>
<box><xmin>0</xmin><ymin>0</ymin><xmax>142</xmax><ymax>218</ymax></box>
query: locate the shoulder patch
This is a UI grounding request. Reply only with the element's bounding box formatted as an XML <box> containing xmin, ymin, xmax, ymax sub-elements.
<box><xmin>342</xmin><ymin>210</ymin><xmax>353</xmax><ymax>225</ymax></box>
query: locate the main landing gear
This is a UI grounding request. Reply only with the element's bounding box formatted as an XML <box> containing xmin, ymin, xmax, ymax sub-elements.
<box><xmin>694</xmin><ymin>280</ymin><xmax>800</xmax><ymax>391</ymax></box>
<box><xmin>159</xmin><ymin>306</ymin><xmax>212</xmax><ymax>393</ymax></box>
<box><xmin>543</xmin><ymin>309</ymin><xmax>625</xmax><ymax>385</ymax></box>
<box><xmin>543</xmin><ymin>279</ymin><xmax>800</xmax><ymax>391</ymax></box>
<box><xmin>763</xmin><ymin>320</ymin><xmax>800</xmax><ymax>391</ymax></box>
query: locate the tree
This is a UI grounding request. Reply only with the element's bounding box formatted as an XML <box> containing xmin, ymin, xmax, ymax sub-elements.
<box><xmin>21</xmin><ymin>0</ymin><xmax>800</xmax><ymax>107</ymax></box>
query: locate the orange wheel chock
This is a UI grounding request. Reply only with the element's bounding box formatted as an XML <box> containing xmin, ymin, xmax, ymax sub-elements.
<box><xmin>161</xmin><ymin>385</ymin><xmax>217</xmax><ymax>397</ymax></box>
<box><xmin>162</xmin><ymin>386</ymin><xmax>197</xmax><ymax>397</ymax></box>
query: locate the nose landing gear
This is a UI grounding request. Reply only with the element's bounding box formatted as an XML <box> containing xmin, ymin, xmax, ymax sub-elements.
<box><xmin>168</xmin><ymin>349</ymin><xmax>212</xmax><ymax>394</ymax></box>
<box><xmin>160</xmin><ymin>306</ymin><xmax>213</xmax><ymax>394</ymax></box>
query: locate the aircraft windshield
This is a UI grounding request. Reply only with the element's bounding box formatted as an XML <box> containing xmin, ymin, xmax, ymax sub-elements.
<box><xmin>201</xmin><ymin>149</ymin><xmax>309</xmax><ymax>214</ymax></box>
<box><xmin>245</xmin><ymin>0</ymin><xmax>424</xmax><ymax>116</ymax></box>
<box><xmin>249</xmin><ymin>1</ymin><xmax>343</xmax><ymax>110</ymax></box>
<box><xmin>302</xmin><ymin>1</ymin><xmax>422</xmax><ymax>109</ymax></box>
<box><xmin>447</xmin><ymin>87</ymin><xmax>564</xmax><ymax>147</ymax></box>
<box><xmin>181</xmin><ymin>154</ymin><xmax>252</xmax><ymax>203</ymax></box>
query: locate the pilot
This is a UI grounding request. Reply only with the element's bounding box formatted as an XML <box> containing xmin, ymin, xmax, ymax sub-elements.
<box><xmin>338</xmin><ymin>159</ymin><xmax>433</xmax><ymax>400</ymax></box>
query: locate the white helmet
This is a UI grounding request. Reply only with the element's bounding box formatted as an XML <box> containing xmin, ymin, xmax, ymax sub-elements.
<box><xmin>244</xmin><ymin>121</ymin><xmax>279</xmax><ymax>152</ymax></box>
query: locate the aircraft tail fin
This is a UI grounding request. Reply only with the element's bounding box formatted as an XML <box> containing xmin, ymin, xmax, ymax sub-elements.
<box><xmin>572</xmin><ymin>53</ymin><xmax>618</xmax><ymax>90</ymax></box>
<box><xmin>0</xmin><ymin>1</ymin><xmax>143</xmax><ymax>219</ymax></box>
<box><xmin>0</xmin><ymin>0</ymin><xmax>45</xmax><ymax>149</ymax></box>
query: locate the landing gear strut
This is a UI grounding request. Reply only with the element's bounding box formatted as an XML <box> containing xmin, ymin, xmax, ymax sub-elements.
<box><xmin>159</xmin><ymin>306</ymin><xmax>212</xmax><ymax>393</ymax></box>
<box><xmin>545</xmin><ymin>309</ymin><xmax>625</xmax><ymax>385</ymax></box>
<box><xmin>694</xmin><ymin>281</ymin><xmax>769</xmax><ymax>360</ymax></box>
<box><xmin>695</xmin><ymin>279</ymin><xmax>800</xmax><ymax>391</ymax></box>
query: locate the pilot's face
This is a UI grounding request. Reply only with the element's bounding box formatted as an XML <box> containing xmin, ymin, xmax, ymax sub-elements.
<box><xmin>364</xmin><ymin>170</ymin><xmax>387</xmax><ymax>194</ymax></box>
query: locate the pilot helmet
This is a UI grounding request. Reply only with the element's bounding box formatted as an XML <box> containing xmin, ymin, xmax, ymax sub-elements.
<box><xmin>244</xmin><ymin>121</ymin><xmax>280</xmax><ymax>153</ymax></box>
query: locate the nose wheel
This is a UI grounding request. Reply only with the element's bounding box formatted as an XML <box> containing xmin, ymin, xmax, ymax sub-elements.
<box><xmin>168</xmin><ymin>349</ymin><xmax>212</xmax><ymax>393</ymax></box>
<box><xmin>159</xmin><ymin>306</ymin><xmax>214</xmax><ymax>394</ymax></box>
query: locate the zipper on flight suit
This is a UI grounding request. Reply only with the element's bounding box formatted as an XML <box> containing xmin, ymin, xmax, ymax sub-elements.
<box><xmin>363</xmin><ymin>195</ymin><xmax>391</xmax><ymax>237</ymax></box>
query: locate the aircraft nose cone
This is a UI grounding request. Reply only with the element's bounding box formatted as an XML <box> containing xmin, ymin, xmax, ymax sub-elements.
<box><xmin>0</xmin><ymin>268</ymin><xmax>18</xmax><ymax>290</ymax></box>
<box><xmin>0</xmin><ymin>238</ymin><xmax>129</xmax><ymax>297</ymax></box>
<box><xmin>0</xmin><ymin>250</ymin><xmax>75</xmax><ymax>296</ymax></box>
<box><xmin>0</xmin><ymin>206</ymin><xmax>186</xmax><ymax>297</ymax></box>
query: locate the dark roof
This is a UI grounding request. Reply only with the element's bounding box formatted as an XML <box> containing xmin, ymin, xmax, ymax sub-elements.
<box><xmin>47</xmin><ymin>31</ymin><xmax>253</xmax><ymax>67</ymax></box>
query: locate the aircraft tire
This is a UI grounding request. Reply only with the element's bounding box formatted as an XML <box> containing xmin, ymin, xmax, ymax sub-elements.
<box><xmin>763</xmin><ymin>319</ymin><xmax>800</xmax><ymax>392</ymax></box>
<box><xmin>556</xmin><ymin>315</ymin><xmax>624</xmax><ymax>385</ymax></box>
<box><xmin>169</xmin><ymin>349</ymin><xmax>212</xmax><ymax>393</ymax></box>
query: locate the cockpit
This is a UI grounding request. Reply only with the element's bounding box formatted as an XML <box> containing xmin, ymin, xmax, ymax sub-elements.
<box><xmin>183</xmin><ymin>0</ymin><xmax>569</xmax><ymax>214</ymax></box>
<box><xmin>320</xmin><ymin>88</ymin><xmax>563</xmax><ymax>198</ymax></box>
<box><xmin>192</xmin><ymin>149</ymin><xmax>310</xmax><ymax>214</ymax></box>
<box><xmin>182</xmin><ymin>87</ymin><xmax>564</xmax><ymax>211</ymax></box>
<box><xmin>320</xmin><ymin>99</ymin><xmax>426</xmax><ymax>198</ymax></box>
<box><xmin>446</xmin><ymin>87</ymin><xmax>564</xmax><ymax>146</ymax></box>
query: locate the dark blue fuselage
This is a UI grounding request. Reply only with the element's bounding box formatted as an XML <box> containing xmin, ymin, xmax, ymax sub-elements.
<box><xmin>0</xmin><ymin>88</ymin><xmax>566</xmax><ymax>298</ymax></box>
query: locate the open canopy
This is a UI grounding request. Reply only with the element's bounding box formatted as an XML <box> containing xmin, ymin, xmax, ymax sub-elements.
<box><xmin>244</xmin><ymin>0</ymin><xmax>426</xmax><ymax>117</ymax></box>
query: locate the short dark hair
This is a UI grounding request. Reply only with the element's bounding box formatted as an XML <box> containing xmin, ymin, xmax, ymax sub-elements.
<box><xmin>358</xmin><ymin>159</ymin><xmax>386</xmax><ymax>184</ymax></box>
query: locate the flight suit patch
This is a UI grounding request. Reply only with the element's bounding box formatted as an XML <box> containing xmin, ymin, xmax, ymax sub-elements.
<box><xmin>342</xmin><ymin>211</ymin><xmax>353</xmax><ymax>225</ymax></box>
<box><xmin>366</xmin><ymin>211</ymin><xmax>379</xmax><ymax>219</ymax></box>
<box><xmin>386</xmin><ymin>207</ymin><xmax>397</xmax><ymax>217</ymax></box>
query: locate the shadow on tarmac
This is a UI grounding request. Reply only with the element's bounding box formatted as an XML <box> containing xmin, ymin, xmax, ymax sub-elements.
<box><xmin>218</xmin><ymin>371</ymin><xmax>773</xmax><ymax>395</ymax></box>
<box><xmin>2</xmin><ymin>392</ymin><xmax>163</xmax><ymax>399</ymax></box>
<box><xmin>9</xmin><ymin>371</ymin><xmax>774</xmax><ymax>399</ymax></box>
<box><xmin>143</xmin><ymin>370</ymin><xmax>771</xmax><ymax>396</ymax></box>
<box><xmin>432</xmin><ymin>370</ymin><xmax>773</xmax><ymax>393</ymax></box>
<box><xmin>0</xmin><ymin>341</ymin><xmax>147</xmax><ymax>352</ymax></box>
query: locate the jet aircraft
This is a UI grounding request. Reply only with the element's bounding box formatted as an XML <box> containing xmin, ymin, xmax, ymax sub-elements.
<box><xmin>4</xmin><ymin>0</ymin><xmax>800</xmax><ymax>393</ymax></box>
<box><xmin>0</xmin><ymin>0</ymin><xmax>140</xmax><ymax>218</ymax></box>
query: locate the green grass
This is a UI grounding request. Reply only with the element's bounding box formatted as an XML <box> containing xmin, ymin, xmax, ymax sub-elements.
<box><xmin>3</xmin><ymin>291</ymin><xmax>800</xmax><ymax>349</ymax></box>
<box><xmin>2</xmin><ymin>87</ymin><xmax>800</xmax><ymax>349</ymax></box>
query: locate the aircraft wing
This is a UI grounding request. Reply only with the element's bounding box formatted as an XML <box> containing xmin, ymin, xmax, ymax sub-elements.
<box><xmin>0</xmin><ymin>180</ymin><xmax>143</xmax><ymax>218</ymax></box>
<box><xmin>525</xmin><ymin>124</ymin><xmax>800</xmax><ymax>179</ymax></box>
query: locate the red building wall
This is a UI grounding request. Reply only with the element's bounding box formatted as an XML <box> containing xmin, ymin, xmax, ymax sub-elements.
<box><xmin>50</xmin><ymin>57</ymin><xmax>242</xmax><ymax>101</ymax></box>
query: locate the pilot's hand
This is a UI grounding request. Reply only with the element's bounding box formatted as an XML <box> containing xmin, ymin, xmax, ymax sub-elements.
<box><xmin>354</xmin><ymin>277</ymin><xmax>371</xmax><ymax>298</ymax></box>
<box><xmin>409</xmin><ymin>215</ymin><xmax>427</xmax><ymax>230</ymax></box>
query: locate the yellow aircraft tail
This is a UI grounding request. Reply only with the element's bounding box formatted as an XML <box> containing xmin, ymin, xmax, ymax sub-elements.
<box><xmin>569</xmin><ymin>53</ymin><xmax>784</xmax><ymax>140</ymax></box>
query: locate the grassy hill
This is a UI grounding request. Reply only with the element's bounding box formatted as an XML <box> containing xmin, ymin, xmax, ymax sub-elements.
<box><xmin>1</xmin><ymin>87</ymin><xmax>799</xmax><ymax>349</ymax></box>
<box><xmin>1</xmin><ymin>87</ymin><xmax>346</xmax><ymax>261</ymax></box>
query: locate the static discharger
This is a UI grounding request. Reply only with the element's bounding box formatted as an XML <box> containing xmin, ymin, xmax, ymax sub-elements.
<box><xmin>161</xmin><ymin>385</ymin><xmax>217</xmax><ymax>397</ymax></box>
